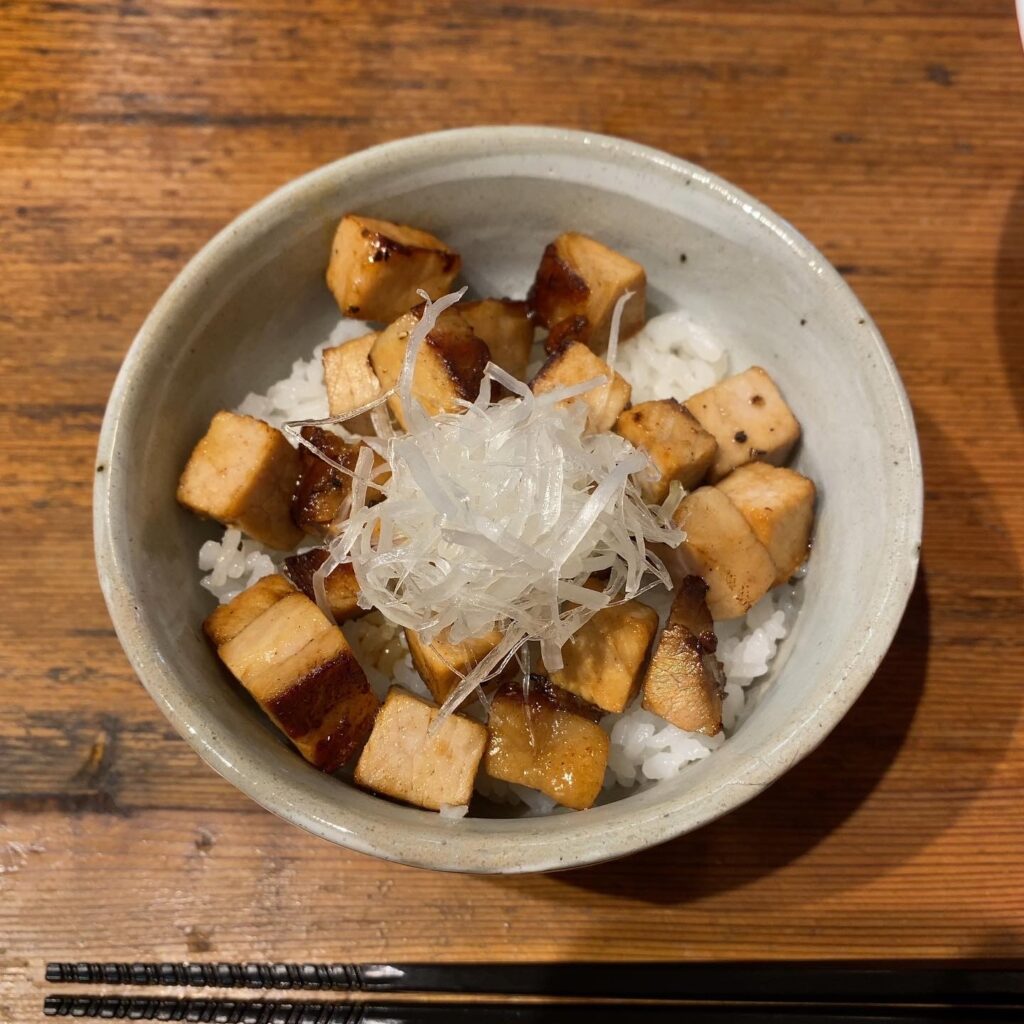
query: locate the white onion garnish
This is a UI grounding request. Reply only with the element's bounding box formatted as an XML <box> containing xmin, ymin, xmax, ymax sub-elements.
<box><xmin>604</xmin><ymin>289</ymin><xmax>634</xmax><ymax>371</ymax></box>
<box><xmin>308</xmin><ymin>291</ymin><xmax>684</xmax><ymax>721</ymax></box>
<box><xmin>369</xmin><ymin>404</ymin><xmax>393</xmax><ymax>440</ymax></box>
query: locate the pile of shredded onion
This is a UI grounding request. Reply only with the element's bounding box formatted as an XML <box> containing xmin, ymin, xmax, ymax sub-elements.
<box><xmin>286</xmin><ymin>291</ymin><xmax>684</xmax><ymax>719</ymax></box>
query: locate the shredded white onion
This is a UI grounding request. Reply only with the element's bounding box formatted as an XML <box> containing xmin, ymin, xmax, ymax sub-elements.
<box><xmin>604</xmin><ymin>289</ymin><xmax>633</xmax><ymax>371</ymax></box>
<box><xmin>306</xmin><ymin>291</ymin><xmax>683</xmax><ymax>720</ymax></box>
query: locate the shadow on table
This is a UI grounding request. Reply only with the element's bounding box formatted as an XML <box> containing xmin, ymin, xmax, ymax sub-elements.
<box><xmin>997</xmin><ymin>174</ymin><xmax>1024</xmax><ymax>423</ymax></box>
<box><xmin>967</xmin><ymin>927</ymin><xmax>1024</xmax><ymax>964</ymax></box>
<box><xmin>533</xmin><ymin>410</ymin><xmax>1021</xmax><ymax>907</ymax></box>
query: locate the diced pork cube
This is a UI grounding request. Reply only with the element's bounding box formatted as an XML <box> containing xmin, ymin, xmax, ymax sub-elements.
<box><xmin>544</xmin><ymin>600</ymin><xmax>659</xmax><ymax>713</ymax></box>
<box><xmin>370</xmin><ymin>307</ymin><xmax>491</xmax><ymax>430</ymax></box>
<box><xmin>219</xmin><ymin>592</ymin><xmax>328</xmax><ymax>681</ymax></box>
<box><xmin>683</xmin><ymin>366</ymin><xmax>801</xmax><ymax>482</ymax></box>
<box><xmin>642</xmin><ymin>576</ymin><xmax>723</xmax><ymax>735</ymax></box>
<box><xmin>543</xmin><ymin>313</ymin><xmax>592</xmax><ymax>355</ymax></box>
<box><xmin>250</xmin><ymin>628</ymin><xmax>377</xmax><ymax>770</ymax></box>
<box><xmin>530</xmin><ymin>341</ymin><xmax>631</xmax><ymax>433</ymax></box>
<box><xmin>322</xmin><ymin>331</ymin><xmax>381</xmax><ymax>434</ymax></box>
<box><xmin>354</xmin><ymin>688</ymin><xmax>487</xmax><ymax>810</ymax></box>
<box><xmin>667</xmin><ymin>486</ymin><xmax>776</xmax><ymax>620</ymax></box>
<box><xmin>283</xmin><ymin>548</ymin><xmax>367</xmax><ymax>623</ymax></box>
<box><xmin>292</xmin><ymin>426</ymin><xmax>358</xmax><ymax>537</ymax></box>
<box><xmin>665</xmin><ymin>574</ymin><xmax>718</xmax><ymax>648</ymax></box>
<box><xmin>528</xmin><ymin>232</ymin><xmax>646</xmax><ymax>351</ymax></box>
<box><xmin>717</xmin><ymin>462</ymin><xmax>815</xmax><ymax>584</ymax></box>
<box><xmin>203</xmin><ymin>573</ymin><xmax>294</xmax><ymax>647</ymax></box>
<box><xmin>214</xmin><ymin>590</ymin><xmax>378</xmax><ymax>771</ymax></box>
<box><xmin>615</xmin><ymin>399</ymin><xmax>718</xmax><ymax>503</ymax></box>
<box><xmin>177</xmin><ymin>411</ymin><xmax>304</xmax><ymax>550</ymax></box>
<box><xmin>326</xmin><ymin>214</ymin><xmax>461</xmax><ymax>322</ymax></box>
<box><xmin>291</xmin><ymin>426</ymin><xmax>384</xmax><ymax>538</ymax></box>
<box><xmin>405</xmin><ymin>626</ymin><xmax>505</xmax><ymax>704</ymax></box>
<box><xmin>484</xmin><ymin>676</ymin><xmax>609</xmax><ymax>810</ymax></box>
<box><xmin>458</xmin><ymin>299</ymin><xmax>533</xmax><ymax>382</ymax></box>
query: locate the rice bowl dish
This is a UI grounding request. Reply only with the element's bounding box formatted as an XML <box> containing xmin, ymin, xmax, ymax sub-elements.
<box><xmin>95</xmin><ymin>127</ymin><xmax>922</xmax><ymax>871</ymax></box>
<box><xmin>183</xmin><ymin>215</ymin><xmax>813</xmax><ymax>819</ymax></box>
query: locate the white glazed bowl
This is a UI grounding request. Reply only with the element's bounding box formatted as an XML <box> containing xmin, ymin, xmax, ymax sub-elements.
<box><xmin>94</xmin><ymin>127</ymin><xmax>922</xmax><ymax>873</ymax></box>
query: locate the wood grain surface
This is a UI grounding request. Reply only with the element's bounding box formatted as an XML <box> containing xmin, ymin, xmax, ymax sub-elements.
<box><xmin>1</xmin><ymin>0</ymin><xmax>1023</xmax><ymax>1017</ymax></box>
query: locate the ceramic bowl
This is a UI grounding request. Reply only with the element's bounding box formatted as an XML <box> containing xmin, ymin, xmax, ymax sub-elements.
<box><xmin>94</xmin><ymin>127</ymin><xmax>922</xmax><ymax>873</ymax></box>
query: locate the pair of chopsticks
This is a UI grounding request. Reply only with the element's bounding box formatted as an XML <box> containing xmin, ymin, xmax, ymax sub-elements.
<box><xmin>43</xmin><ymin>960</ymin><xmax>1024</xmax><ymax>1021</ymax></box>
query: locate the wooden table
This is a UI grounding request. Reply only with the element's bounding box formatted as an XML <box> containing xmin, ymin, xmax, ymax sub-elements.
<box><xmin>2</xmin><ymin>1</ymin><xmax>1022</xmax><ymax>1017</ymax></box>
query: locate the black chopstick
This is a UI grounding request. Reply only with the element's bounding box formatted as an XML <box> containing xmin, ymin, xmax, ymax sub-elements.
<box><xmin>44</xmin><ymin>961</ymin><xmax>1024</xmax><ymax>1007</ymax></box>
<box><xmin>39</xmin><ymin>995</ymin><xmax>1024</xmax><ymax>1022</ymax></box>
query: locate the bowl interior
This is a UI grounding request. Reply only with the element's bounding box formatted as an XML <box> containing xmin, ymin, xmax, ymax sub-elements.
<box><xmin>96</xmin><ymin>129</ymin><xmax>921</xmax><ymax>872</ymax></box>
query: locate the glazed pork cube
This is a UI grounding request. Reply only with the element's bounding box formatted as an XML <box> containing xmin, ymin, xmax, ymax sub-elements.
<box><xmin>405</xmin><ymin>626</ymin><xmax>505</xmax><ymax>704</ymax></box>
<box><xmin>291</xmin><ymin>426</ymin><xmax>361</xmax><ymax>537</ymax></box>
<box><xmin>668</xmin><ymin>486</ymin><xmax>776</xmax><ymax>620</ymax></box>
<box><xmin>684</xmin><ymin>366</ymin><xmax>801</xmax><ymax>482</ymax></box>
<box><xmin>615</xmin><ymin>399</ymin><xmax>718</xmax><ymax>503</ymax></box>
<box><xmin>543</xmin><ymin>313</ymin><xmax>592</xmax><ymax>355</ymax></box>
<box><xmin>528</xmin><ymin>232</ymin><xmax>646</xmax><ymax>351</ymax></box>
<box><xmin>370</xmin><ymin>307</ymin><xmax>490</xmax><ymax>430</ymax></box>
<box><xmin>218</xmin><ymin>592</ymin><xmax>328</xmax><ymax>680</ymax></box>
<box><xmin>530</xmin><ymin>341</ymin><xmax>631</xmax><ymax>433</ymax></box>
<box><xmin>642</xmin><ymin>576</ymin><xmax>723</xmax><ymax>735</ymax></box>
<box><xmin>283</xmin><ymin>548</ymin><xmax>367</xmax><ymax>623</ymax></box>
<box><xmin>717</xmin><ymin>462</ymin><xmax>816</xmax><ymax>584</ymax></box>
<box><xmin>484</xmin><ymin>676</ymin><xmax>609</xmax><ymax>811</ymax></box>
<box><xmin>458</xmin><ymin>298</ymin><xmax>533</xmax><ymax>381</ymax></box>
<box><xmin>326</xmin><ymin>214</ymin><xmax>461</xmax><ymax>322</ymax></box>
<box><xmin>292</xmin><ymin>427</ymin><xmax>386</xmax><ymax>537</ymax></box>
<box><xmin>203</xmin><ymin>573</ymin><xmax>295</xmax><ymax>647</ymax></box>
<box><xmin>322</xmin><ymin>331</ymin><xmax>381</xmax><ymax>434</ymax></box>
<box><xmin>213</xmin><ymin>589</ymin><xmax>378</xmax><ymax>771</ymax></box>
<box><xmin>545</xmin><ymin>600</ymin><xmax>659</xmax><ymax>713</ymax></box>
<box><xmin>354</xmin><ymin>688</ymin><xmax>487</xmax><ymax>810</ymax></box>
<box><xmin>250</xmin><ymin>628</ymin><xmax>377</xmax><ymax>771</ymax></box>
<box><xmin>177</xmin><ymin>411</ymin><xmax>304</xmax><ymax>550</ymax></box>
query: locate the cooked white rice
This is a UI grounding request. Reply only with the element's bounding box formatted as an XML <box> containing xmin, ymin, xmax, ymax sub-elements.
<box><xmin>194</xmin><ymin>308</ymin><xmax>801</xmax><ymax>812</ymax></box>
<box><xmin>197</xmin><ymin>527</ymin><xmax>277</xmax><ymax>602</ymax></box>
<box><xmin>616</xmin><ymin>309</ymin><xmax>730</xmax><ymax>401</ymax></box>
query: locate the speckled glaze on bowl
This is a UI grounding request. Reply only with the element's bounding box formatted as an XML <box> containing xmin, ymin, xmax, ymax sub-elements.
<box><xmin>94</xmin><ymin>127</ymin><xmax>922</xmax><ymax>873</ymax></box>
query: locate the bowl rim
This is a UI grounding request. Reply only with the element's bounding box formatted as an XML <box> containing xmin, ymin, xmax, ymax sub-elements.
<box><xmin>94</xmin><ymin>125</ymin><xmax>923</xmax><ymax>873</ymax></box>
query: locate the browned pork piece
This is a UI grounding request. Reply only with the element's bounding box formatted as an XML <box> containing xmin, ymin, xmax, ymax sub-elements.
<box><xmin>614</xmin><ymin>399</ymin><xmax>719</xmax><ymax>503</ymax></box>
<box><xmin>177</xmin><ymin>411</ymin><xmax>304</xmax><ymax>550</ymax></box>
<box><xmin>326</xmin><ymin>214</ymin><xmax>461</xmax><ymax>322</ymax></box>
<box><xmin>543</xmin><ymin>599</ymin><xmax>659</xmax><ymax>713</ymax></box>
<box><xmin>208</xmin><ymin>583</ymin><xmax>379</xmax><ymax>771</ymax></box>
<box><xmin>484</xmin><ymin>675</ymin><xmax>610</xmax><ymax>810</ymax></box>
<box><xmin>683</xmin><ymin>366</ymin><xmax>801</xmax><ymax>483</ymax></box>
<box><xmin>530</xmin><ymin>340</ymin><xmax>631</xmax><ymax>433</ymax></box>
<box><xmin>322</xmin><ymin>332</ymin><xmax>381</xmax><ymax>434</ymax></box>
<box><xmin>283</xmin><ymin>548</ymin><xmax>367</xmax><ymax>624</ymax></box>
<box><xmin>458</xmin><ymin>298</ymin><xmax>534</xmax><ymax>382</ymax></box>
<box><xmin>405</xmin><ymin>626</ymin><xmax>505</xmax><ymax>704</ymax></box>
<box><xmin>528</xmin><ymin>232</ymin><xmax>646</xmax><ymax>352</ymax></box>
<box><xmin>354</xmin><ymin>688</ymin><xmax>487</xmax><ymax>810</ymax></box>
<box><xmin>292</xmin><ymin>426</ymin><xmax>357</xmax><ymax>537</ymax></box>
<box><xmin>203</xmin><ymin>573</ymin><xmax>297</xmax><ymax>647</ymax></box>
<box><xmin>717</xmin><ymin>462</ymin><xmax>816</xmax><ymax>585</ymax></box>
<box><xmin>370</xmin><ymin>306</ymin><xmax>491</xmax><ymax>430</ymax></box>
<box><xmin>642</xmin><ymin>576</ymin><xmax>723</xmax><ymax>735</ymax></box>
<box><xmin>667</xmin><ymin>486</ymin><xmax>776</xmax><ymax>619</ymax></box>
<box><xmin>544</xmin><ymin>313</ymin><xmax>592</xmax><ymax>354</ymax></box>
<box><xmin>291</xmin><ymin>426</ymin><xmax>386</xmax><ymax>538</ymax></box>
